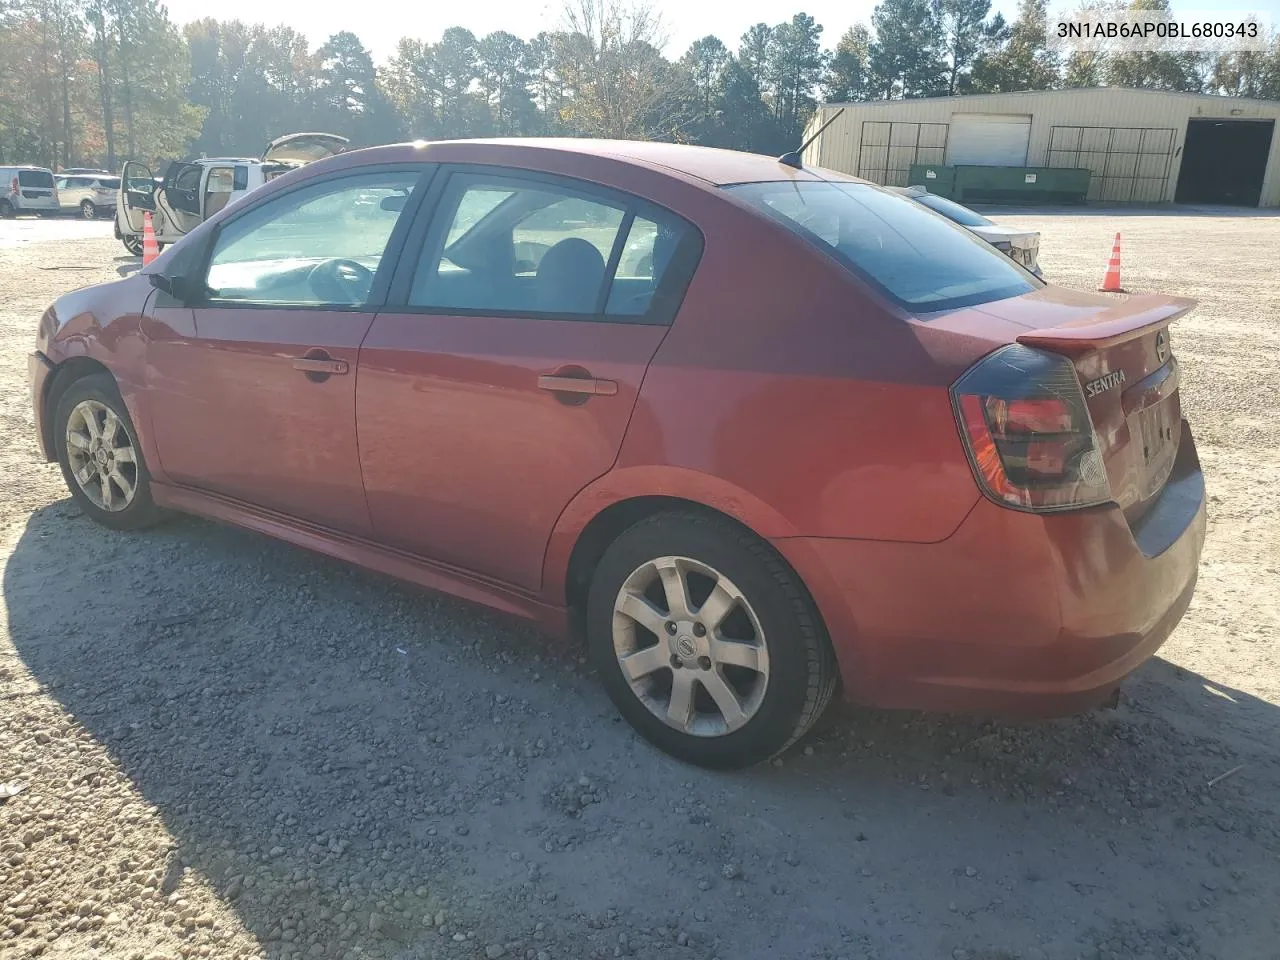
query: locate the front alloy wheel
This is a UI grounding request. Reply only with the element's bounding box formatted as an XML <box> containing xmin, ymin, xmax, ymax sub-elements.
<box><xmin>65</xmin><ymin>399</ymin><xmax>138</xmax><ymax>512</ymax></box>
<box><xmin>54</xmin><ymin>373</ymin><xmax>164</xmax><ymax>530</ymax></box>
<box><xmin>588</xmin><ymin>510</ymin><xmax>837</xmax><ymax>769</ymax></box>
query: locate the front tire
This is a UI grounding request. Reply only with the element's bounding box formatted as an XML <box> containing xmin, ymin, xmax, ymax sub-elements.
<box><xmin>122</xmin><ymin>234</ymin><xmax>142</xmax><ymax>256</ymax></box>
<box><xmin>80</xmin><ymin>200</ymin><xmax>96</xmax><ymax>220</ymax></box>
<box><xmin>54</xmin><ymin>373</ymin><xmax>164</xmax><ymax>531</ymax></box>
<box><xmin>587</xmin><ymin>510</ymin><xmax>837</xmax><ymax>769</ymax></box>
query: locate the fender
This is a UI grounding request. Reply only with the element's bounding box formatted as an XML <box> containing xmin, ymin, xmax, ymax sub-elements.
<box><xmin>42</xmin><ymin>277</ymin><xmax>163</xmax><ymax>483</ymax></box>
<box><xmin>540</xmin><ymin>464</ymin><xmax>802</xmax><ymax>605</ymax></box>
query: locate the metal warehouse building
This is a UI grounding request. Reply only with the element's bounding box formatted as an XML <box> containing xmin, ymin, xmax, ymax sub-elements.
<box><xmin>801</xmin><ymin>87</ymin><xmax>1280</xmax><ymax>207</ymax></box>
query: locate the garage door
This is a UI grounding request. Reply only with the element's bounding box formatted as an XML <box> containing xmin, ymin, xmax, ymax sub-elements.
<box><xmin>947</xmin><ymin>114</ymin><xmax>1032</xmax><ymax>166</ymax></box>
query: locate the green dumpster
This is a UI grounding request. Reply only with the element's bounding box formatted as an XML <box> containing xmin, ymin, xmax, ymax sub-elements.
<box><xmin>953</xmin><ymin>166</ymin><xmax>1091</xmax><ymax>204</ymax></box>
<box><xmin>907</xmin><ymin>164</ymin><xmax>957</xmax><ymax>198</ymax></box>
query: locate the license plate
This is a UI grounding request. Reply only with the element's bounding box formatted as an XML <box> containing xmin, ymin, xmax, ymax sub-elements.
<box><xmin>1136</xmin><ymin>401</ymin><xmax>1177</xmax><ymax>498</ymax></box>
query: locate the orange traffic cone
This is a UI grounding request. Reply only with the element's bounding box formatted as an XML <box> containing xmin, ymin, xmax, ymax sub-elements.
<box><xmin>142</xmin><ymin>211</ymin><xmax>159</xmax><ymax>265</ymax></box>
<box><xmin>1098</xmin><ymin>232</ymin><xmax>1125</xmax><ymax>293</ymax></box>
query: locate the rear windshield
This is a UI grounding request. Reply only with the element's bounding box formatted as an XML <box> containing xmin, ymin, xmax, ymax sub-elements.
<box><xmin>912</xmin><ymin>192</ymin><xmax>993</xmax><ymax>228</ymax></box>
<box><xmin>18</xmin><ymin>170</ymin><xmax>55</xmax><ymax>188</ymax></box>
<box><xmin>726</xmin><ymin>181</ymin><xmax>1037</xmax><ymax>312</ymax></box>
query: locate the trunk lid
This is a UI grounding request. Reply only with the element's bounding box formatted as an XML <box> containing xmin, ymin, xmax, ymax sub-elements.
<box><xmin>262</xmin><ymin>132</ymin><xmax>350</xmax><ymax>166</ymax></box>
<box><xmin>978</xmin><ymin>289</ymin><xmax>1194</xmax><ymax>519</ymax></box>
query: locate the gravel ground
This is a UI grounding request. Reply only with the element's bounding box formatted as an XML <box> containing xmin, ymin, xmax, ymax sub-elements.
<box><xmin>2</xmin><ymin>210</ymin><xmax>1279</xmax><ymax>960</ymax></box>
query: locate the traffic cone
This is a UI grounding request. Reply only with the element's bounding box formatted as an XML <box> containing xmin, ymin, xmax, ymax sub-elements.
<box><xmin>1098</xmin><ymin>232</ymin><xmax>1125</xmax><ymax>293</ymax></box>
<box><xmin>141</xmin><ymin>211</ymin><xmax>159</xmax><ymax>265</ymax></box>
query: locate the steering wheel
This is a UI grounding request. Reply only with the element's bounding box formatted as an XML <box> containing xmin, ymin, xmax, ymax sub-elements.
<box><xmin>307</xmin><ymin>258</ymin><xmax>374</xmax><ymax>304</ymax></box>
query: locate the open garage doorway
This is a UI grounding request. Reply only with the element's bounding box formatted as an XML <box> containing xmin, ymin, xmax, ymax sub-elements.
<box><xmin>1175</xmin><ymin>119</ymin><xmax>1274</xmax><ymax>206</ymax></box>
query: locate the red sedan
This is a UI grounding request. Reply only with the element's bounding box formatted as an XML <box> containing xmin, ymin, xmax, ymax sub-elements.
<box><xmin>28</xmin><ymin>139</ymin><xmax>1206</xmax><ymax>769</ymax></box>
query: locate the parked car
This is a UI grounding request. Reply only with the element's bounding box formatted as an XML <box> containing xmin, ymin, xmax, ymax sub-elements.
<box><xmin>115</xmin><ymin>132</ymin><xmax>348</xmax><ymax>254</ymax></box>
<box><xmin>54</xmin><ymin>174</ymin><xmax>120</xmax><ymax>219</ymax></box>
<box><xmin>890</xmin><ymin>185</ymin><xmax>1042</xmax><ymax>276</ymax></box>
<box><xmin>30</xmin><ymin>140</ymin><xmax>1206</xmax><ymax>769</ymax></box>
<box><xmin>0</xmin><ymin>165</ymin><xmax>59</xmax><ymax>218</ymax></box>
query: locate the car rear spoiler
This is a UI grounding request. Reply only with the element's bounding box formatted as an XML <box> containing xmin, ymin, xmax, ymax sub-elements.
<box><xmin>1016</xmin><ymin>294</ymin><xmax>1196</xmax><ymax>357</ymax></box>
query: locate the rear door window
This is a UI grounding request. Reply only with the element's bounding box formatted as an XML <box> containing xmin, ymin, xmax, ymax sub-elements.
<box><xmin>19</xmin><ymin>170</ymin><xmax>55</xmax><ymax>188</ymax></box>
<box><xmin>408</xmin><ymin>171</ymin><xmax>702</xmax><ymax>324</ymax></box>
<box><xmin>726</xmin><ymin>181</ymin><xmax>1037</xmax><ymax>312</ymax></box>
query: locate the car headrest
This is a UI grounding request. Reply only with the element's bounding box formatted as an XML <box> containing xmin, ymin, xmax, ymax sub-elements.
<box><xmin>536</xmin><ymin>237</ymin><xmax>605</xmax><ymax>313</ymax></box>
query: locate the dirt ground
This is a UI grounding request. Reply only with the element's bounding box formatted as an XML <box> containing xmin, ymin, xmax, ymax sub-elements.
<box><xmin>1</xmin><ymin>209</ymin><xmax>1279</xmax><ymax>960</ymax></box>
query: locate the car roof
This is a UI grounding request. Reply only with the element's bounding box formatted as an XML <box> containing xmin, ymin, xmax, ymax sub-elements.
<box><xmin>360</xmin><ymin>138</ymin><xmax>866</xmax><ymax>188</ymax></box>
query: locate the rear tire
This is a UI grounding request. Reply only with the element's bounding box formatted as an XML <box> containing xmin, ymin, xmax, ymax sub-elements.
<box><xmin>53</xmin><ymin>373</ymin><xmax>164</xmax><ymax>531</ymax></box>
<box><xmin>587</xmin><ymin>510</ymin><xmax>837</xmax><ymax>769</ymax></box>
<box><xmin>0</xmin><ymin>200</ymin><xmax>14</xmax><ymax>219</ymax></box>
<box><xmin>80</xmin><ymin>200</ymin><xmax>96</xmax><ymax>220</ymax></box>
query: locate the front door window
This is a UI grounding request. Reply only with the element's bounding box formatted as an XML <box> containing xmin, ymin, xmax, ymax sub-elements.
<box><xmin>203</xmin><ymin>171</ymin><xmax>418</xmax><ymax>306</ymax></box>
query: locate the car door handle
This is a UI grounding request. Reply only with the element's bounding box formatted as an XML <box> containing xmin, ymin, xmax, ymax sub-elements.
<box><xmin>292</xmin><ymin>357</ymin><xmax>349</xmax><ymax>375</ymax></box>
<box><xmin>537</xmin><ymin>374</ymin><xmax>618</xmax><ymax>396</ymax></box>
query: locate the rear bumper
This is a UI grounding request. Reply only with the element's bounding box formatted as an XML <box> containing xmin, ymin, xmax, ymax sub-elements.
<box><xmin>775</xmin><ymin>421</ymin><xmax>1206</xmax><ymax>716</ymax></box>
<box><xmin>29</xmin><ymin>351</ymin><xmax>55</xmax><ymax>462</ymax></box>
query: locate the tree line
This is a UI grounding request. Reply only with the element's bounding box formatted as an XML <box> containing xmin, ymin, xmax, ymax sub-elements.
<box><xmin>2</xmin><ymin>0</ymin><xmax>1278</xmax><ymax>171</ymax></box>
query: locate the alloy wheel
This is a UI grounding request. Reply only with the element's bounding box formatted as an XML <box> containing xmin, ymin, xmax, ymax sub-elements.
<box><xmin>611</xmin><ymin>556</ymin><xmax>770</xmax><ymax>738</ymax></box>
<box><xmin>81</xmin><ymin>200</ymin><xmax>96</xmax><ymax>220</ymax></box>
<box><xmin>65</xmin><ymin>399</ymin><xmax>138</xmax><ymax>512</ymax></box>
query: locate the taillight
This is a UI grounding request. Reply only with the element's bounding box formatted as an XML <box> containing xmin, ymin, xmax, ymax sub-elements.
<box><xmin>952</xmin><ymin>344</ymin><xmax>1111</xmax><ymax>512</ymax></box>
<box><xmin>8</xmin><ymin>177</ymin><xmax>17</xmax><ymax>196</ymax></box>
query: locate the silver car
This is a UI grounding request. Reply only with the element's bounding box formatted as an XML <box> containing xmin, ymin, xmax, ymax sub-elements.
<box><xmin>54</xmin><ymin>174</ymin><xmax>120</xmax><ymax>220</ymax></box>
<box><xmin>890</xmin><ymin>185</ymin><xmax>1042</xmax><ymax>277</ymax></box>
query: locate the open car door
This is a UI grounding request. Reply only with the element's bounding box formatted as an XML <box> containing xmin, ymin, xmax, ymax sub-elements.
<box><xmin>117</xmin><ymin>161</ymin><xmax>155</xmax><ymax>233</ymax></box>
<box><xmin>156</xmin><ymin>162</ymin><xmax>204</xmax><ymax>238</ymax></box>
<box><xmin>261</xmin><ymin>132</ymin><xmax>349</xmax><ymax>166</ymax></box>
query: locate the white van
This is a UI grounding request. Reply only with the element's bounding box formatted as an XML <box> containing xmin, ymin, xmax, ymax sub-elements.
<box><xmin>0</xmin><ymin>165</ymin><xmax>60</xmax><ymax>218</ymax></box>
<box><xmin>115</xmin><ymin>132</ymin><xmax>348</xmax><ymax>254</ymax></box>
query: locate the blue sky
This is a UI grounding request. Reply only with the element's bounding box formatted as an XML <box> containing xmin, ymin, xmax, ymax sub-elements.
<box><xmin>159</xmin><ymin>0</ymin><xmax>1280</xmax><ymax>62</ymax></box>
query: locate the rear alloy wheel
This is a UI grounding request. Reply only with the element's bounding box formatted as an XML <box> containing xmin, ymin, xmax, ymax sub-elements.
<box><xmin>122</xmin><ymin>234</ymin><xmax>143</xmax><ymax>256</ymax></box>
<box><xmin>588</xmin><ymin>511</ymin><xmax>837</xmax><ymax>769</ymax></box>
<box><xmin>54</xmin><ymin>373</ymin><xmax>163</xmax><ymax>530</ymax></box>
<box><xmin>80</xmin><ymin>199</ymin><xmax>96</xmax><ymax>220</ymax></box>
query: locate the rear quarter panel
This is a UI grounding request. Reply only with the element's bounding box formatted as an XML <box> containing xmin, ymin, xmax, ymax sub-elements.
<box><xmin>617</xmin><ymin>206</ymin><xmax>983</xmax><ymax>544</ymax></box>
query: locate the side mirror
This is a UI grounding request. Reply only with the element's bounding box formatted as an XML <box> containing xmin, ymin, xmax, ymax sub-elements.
<box><xmin>149</xmin><ymin>273</ymin><xmax>187</xmax><ymax>300</ymax></box>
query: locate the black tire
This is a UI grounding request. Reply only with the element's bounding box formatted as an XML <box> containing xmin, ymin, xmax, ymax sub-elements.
<box><xmin>0</xmin><ymin>200</ymin><xmax>13</xmax><ymax>219</ymax></box>
<box><xmin>53</xmin><ymin>372</ymin><xmax>164</xmax><ymax>531</ymax></box>
<box><xmin>80</xmin><ymin>200</ymin><xmax>96</xmax><ymax>220</ymax></box>
<box><xmin>587</xmin><ymin>510</ymin><xmax>838</xmax><ymax>769</ymax></box>
<box><xmin>122</xmin><ymin>234</ymin><xmax>143</xmax><ymax>256</ymax></box>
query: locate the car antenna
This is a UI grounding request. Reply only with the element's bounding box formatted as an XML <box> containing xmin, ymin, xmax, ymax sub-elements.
<box><xmin>778</xmin><ymin>108</ymin><xmax>844</xmax><ymax>170</ymax></box>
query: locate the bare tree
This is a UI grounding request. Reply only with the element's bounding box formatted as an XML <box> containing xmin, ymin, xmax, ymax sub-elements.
<box><xmin>559</xmin><ymin>0</ymin><xmax>682</xmax><ymax>140</ymax></box>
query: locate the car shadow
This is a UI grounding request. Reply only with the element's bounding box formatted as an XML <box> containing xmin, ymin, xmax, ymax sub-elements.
<box><xmin>6</xmin><ymin>499</ymin><xmax>1280</xmax><ymax>959</ymax></box>
<box><xmin>116</xmin><ymin>263</ymin><xmax>141</xmax><ymax>277</ymax></box>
